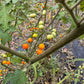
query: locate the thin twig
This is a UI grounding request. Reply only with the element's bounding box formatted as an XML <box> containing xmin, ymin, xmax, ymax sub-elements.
<box><xmin>35</xmin><ymin>0</ymin><xmax>48</xmax><ymax>27</ymax></box>
<box><xmin>58</xmin><ymin>0</ymin><xmax>79</xmax><ymax>26</ymax></box>
<box><xmin>46</xmin><ymin>8</ymin><xmax>61</xmax><ymax>29</ymax></box>
<box><xmin>35</xmin><ymin>15</ymin><xmax>42</xmax><ymax>27</ymax></box>
<box><xmin>44</xmin><ymin>0</ymin><xmax>48</xmax><ymax>24</ymax></box>
<box><xmin>79</xmin><ymin>17</ymin><xmax>84</xmax><ymax>24</ymax></box>
<box><xmin>71</xmin><ymin>0</ymin><xmax>83</xmax><ymax>10</ymax></box>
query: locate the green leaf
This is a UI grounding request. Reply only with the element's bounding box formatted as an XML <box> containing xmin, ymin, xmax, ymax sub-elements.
<box><xmin>12</xmin><ymin>0</ymin><xmax>18</xmax><ymax>3</ymax></box>
<box><xmin>5</xmin><ymin>0</ymin><xmax>11</xmax><ymax>3</ymax></box>
<box><xmin>0</xmin><ymin>4</ymin><xmax>14</xmax><ymax>31</ymax></box>
<box><xmin>3</xmin><ymin>69</ymin><xmax>28</xmax><ymax>84</ymax></box>
<box><xmin>79</xmin><ymin>34</ymin><xmax>84</xmax><ymax>40</ymax></box>
<box><xmin>0</xmin><ymin>30</ymin><xmax>12</xmax><ymax>45</ymax></box>
<box><xmin>80</xmin><ymin>1</ymin><xmax>84</xmax><ymax>12</ymax></box>
<box><xmin>56</xmin><ymin>11</ymin><xmax>66</xmax><ymax>20</ymax></box>
<box><xmin>11</xmin><ymin>55</ymin><xmax>22</xmax><ymax>64</ymax></box>
<box><xmin>67</xmin><ymin>15</ymin><xmax>76</xmax><ymax>30</ymax></box>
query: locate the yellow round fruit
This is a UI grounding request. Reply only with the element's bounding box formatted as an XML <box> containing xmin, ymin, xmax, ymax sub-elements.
<box><xmin>30</xmin><ymin>13</ymin><xmax>36</xmax><ymax>18</ymax></box>
<box><xmin>33</xmin><ymin>33</ymin><xmax>38</xmax><ymax>38</ymax></box>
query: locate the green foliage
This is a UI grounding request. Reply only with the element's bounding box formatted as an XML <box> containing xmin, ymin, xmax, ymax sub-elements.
<box><xmin>67</xmin><ymin>0</ymin><xmax>78</xmax><ymax>7</ymax></box>
<box><xmin>5</xmin><ymin>0</ymin><xmax>18</xmax><ymax>4</ymax></box>
<box><xmin>80</xmin><ymin>1</ymin><xmax>84</xmax><ymax>12</ymax></box>
<box><xmin>11</xmin><ymin>55</ymin><xmax>22</xmax><ymax>64</ymax></box>
<box><xmin>74</xmin><ymin>70</ymin><xmax>80</xmax><ymax>84</ymax></box>
<box><xmin>56</xmin><ymin>11</ymin><xmax>66</xmax><ymax>21</ymax></box>
<box><xmin>50</xmin><ymin>3</ymin><xmax>61</xmax><ymax>10</ymax></box>
<box><xmin>3</xmin><ymin>69</ymin><xmax>28</xmax><ymax>84</ymax></box>
<box><xmin>0</xmin><ymin>30</ymin><xmax>12</xmax><ymax>45</ymax></box>
<box><xmin>79</xmin><ymin>34</ymin><xmax>84</xmax><ymax>40</ymax></box>
<box><xmin>67</xmin><ymin>15</ymin><xmax>76</xmax><ymax>30</ymax></box>
<box><xmin>0</xmin><ymin>4</ymin><xmax>14</xmax><ymax>31</ymax></box>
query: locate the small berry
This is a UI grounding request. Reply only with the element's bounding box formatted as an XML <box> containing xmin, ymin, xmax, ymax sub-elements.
<box><xmin>23</xmin><ymin>43</ymin><xmax>29</xmax><ymax>49</ymax></box>
<box><xmin>0</xmin><ymin>73</ymin><xmax>3</xmax><ymax>76</ymax></box>
<box><xmin>36</xmin><ymin>49</ymin><xmax>43</xmax><ymax>55</ymax></box>
<box><xmin>39</xmin><ymin>43</ymin><xmax>45</xmax><ymax>50</ymax></box>
<box><xmin>6</xmin><ymin>61</ymin><xmax>11</xmax><ymax>65</ymax></box>
<box><xmin>27</xmin><ymin>38</ymin><xmax>33</xmax><ymax>43</ymax></box>
<box><xmin>21</xmin><ymin>61</ymin><xmax>26</xmax><ymax>64</ymax></box>
<box><xmin>2</xmin><ymin>60</ymin><xmax>7</xmax><ymax>64</ymax></box>
<box><xmin>42</xmin><ymin>6</ymin><xmax>45</xmax><ymax>9</ymax></box>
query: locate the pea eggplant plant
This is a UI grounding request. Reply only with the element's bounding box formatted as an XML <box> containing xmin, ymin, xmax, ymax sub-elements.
<box><xmin>0</xmin><ymin>0</ymin><xmax>84</xmax><ymax>84</ymax></box>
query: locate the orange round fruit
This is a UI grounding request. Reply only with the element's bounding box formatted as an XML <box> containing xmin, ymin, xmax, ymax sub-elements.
<box><xmin>32</xmin><ymin>27</ymin><xmax>36</xmax><ymax>29</ymax></box>
<box><xmin>38</xmin><ymin>8</ymin><xmax>40</xmax><ymax>11</ymax></box>
<box><xmin>2</xmin><ymin>60</ymin><xmax>7</xmax><ymax>64</ymax></box>
<box><xmin>39</xmin><ymin>3</ymin><xmax>42</xmax><ymax>6</ymax></box>
<box><xmin>21</xmin><ymin>61</ymin><xmax>26</xmax><ymax>64</ymax></box>
<box><xmin>0</xmin><ymin>70</ymin><xmax>2</xmax><ymax>73</ymax></box>
<box><xmin>29</xmin><ymin>28</ymin><xmax>32</xmax><ymax>31</ymax></box>
<box><xmin>36</xmin><ymin>27</ymin><xmax>39</xmax><ymax>31</ymax></box>
<box><xmin>42</xmin><ymin>6</ymin><xmax>45</xmax><ymax>9</ymax></box>
<box><xmin>36</xmin><ymin>49</ymin><xmax>43</xmax><ymax>55</ymax></box>
<box><xmin>23</xmin><ymin>43</ymin><xmax>29</xmax><ymax>49</ymax></box>
<box><xmin>59</xmin><ymin>34</ymin><xmax>62</xmax><ymax>38</ymax></box>
<box><xmin>0</xmin><ymin>73</ymin><xmax>3</xmax><ymax>76</ymax></box>
<box><xmin>39</xmin><ymin>43</ymin><xmax>45</xmax><ymax>50</ymax></box>
<box><xmin>6</xmin><ymin>61</ymin><xmax>11</xmax><ymax>65</ymax></box>
<box><xmin>27</xmin><ymin>38</ymin><xmax>33</xmax><ymax>43</ymax></box>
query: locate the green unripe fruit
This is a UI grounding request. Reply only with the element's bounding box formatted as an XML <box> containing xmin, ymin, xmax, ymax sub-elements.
<box><xmin>52</xmin><ymin>29</ymin><xmax>56</xmax><ymax>32</ymax></box>
<box><xmin>82</xmin><ymin>66</ymin><xmax>84</xmax><ymax>69</ymax></box>
<box><xmin>39</xmin><ymin>25</ymin><xmax>44</xmax><ymax>29</ymax></box>
<box><xmin>80</xmin><ymin>71</ymin><xmax>83</xmax><ymax>73</ymax></box>
<box><xmin>52</xmin><ymin>32</ymin><xmax>56</xmax><ymax>37</ymax></box>
<box><xmin>47</xmin><ymin>34</ymin><xmax>53</xmax><ymax>40</ymax></box>
<box><xmin>36</xmin><ymin>4</ymin><xmax>39</xmax><ymax>8</ymax></box>
<box><xmin>43</xmin><ymin>10</ymin><xmax>46</xmax><ymax>15</ymax></box>
<box><xmin>47</xmin><ymin>35</ymin><xmax>51</xmax><ymax>40</ymax></box>
<box><xmin>39</xmin><ymin>21</ymin><xmax>44</xmax><ymax>25</ymax></box>
<box><xmin>1</xmin><ymin>53</ymin><xmax>7</xmax><ymax>57</ymax></box>
<box><xmin>52</xmin><ymin>16</ymin><xmax>55</xmax><ymax>18</ymax></box>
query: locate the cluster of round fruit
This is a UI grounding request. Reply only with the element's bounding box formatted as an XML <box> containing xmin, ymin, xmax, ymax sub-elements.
<box><xmin>36</xmin><ymin>3</ymin><xmax>45</xmax><ymax>11</ymax></box>
<box><xmin>21</xmin><ymin>61</ymin><xmax>26</xmax><ymax>64</ymax></box>
<box><xmin>79</xmin><ymin>65</ymin><xmax>84</xmax><ymax>70</ymax></box>
<box><xmin>1</xmin><ymin>53</ymin><xmax>12</xmax><ymax>58</ymax></box>
<box><xmin>39</xmin><ymin>21</ymin><xmax>44</xmax><ymax>29</ymax></box>
<box><xmin>29</xmin><ymin>9</ymin><xmax>46</xmax><ymax>18</ymax></box>
<box><xmin>47</xmin><ymin>29</ymin><xmax>56</xmax><ymax>40</ymax></box>
<box><xmin>23</xmin><ymin>38</ymin><xmax>45</xmax><ymax>55</ymax></box>
<box><xmin>22</xmin><ymin>38</ymin><xmax>33</xmax><ymax>49</ymax></box>
<box><xmin>36</xmin><ymin>2</ymin><xmax>45</xmax><ymax>8</ymax></box>
<box><xmin>2</xmin><ymin>60</ymin><xmax>11</xmax><ymax>65</ymax></box>
<box><xmin>36</xmin><ymin>43</ymin><xmax>45</xmax><ymax>55</ymax></box>
<box><xmin>29</xmin><ymin>27</ymin><xmax>39</xmax><ymax>31</ymax></box>
<box><xmin>0</xmin><ymin>69</ymin><xmax>7</xmax><ymax>77</ymax></box>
